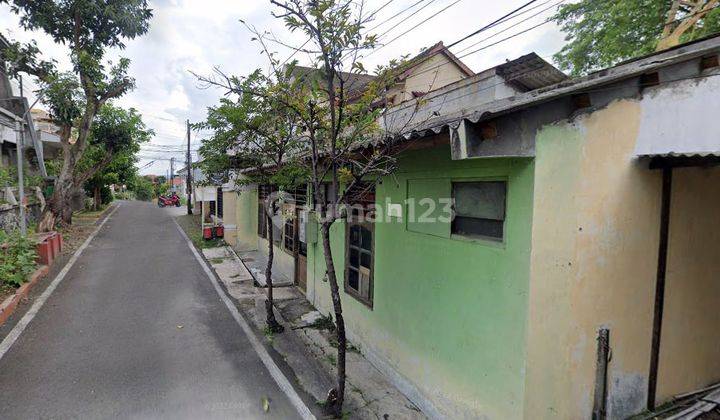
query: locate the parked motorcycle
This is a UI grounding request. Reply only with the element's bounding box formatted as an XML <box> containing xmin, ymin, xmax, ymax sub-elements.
<box><xmin>157</xmin><ymin>192</ymin><xmax>181</xmax><ymax>208</ymax></box>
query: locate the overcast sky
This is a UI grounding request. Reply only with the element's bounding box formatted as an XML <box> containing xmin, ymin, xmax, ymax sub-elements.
<box><xmin>0</xmin><ymin>0</ymin><xmax>568</xmax><ymax>175</ymax></box>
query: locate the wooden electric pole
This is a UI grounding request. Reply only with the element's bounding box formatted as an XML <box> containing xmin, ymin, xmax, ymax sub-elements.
<box><xmin>186</xmin><ymin>119</ymin><xmax>192</xmax><ymax>215</ymax></box>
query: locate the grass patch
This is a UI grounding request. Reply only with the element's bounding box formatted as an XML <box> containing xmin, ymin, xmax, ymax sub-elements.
<box><xmin>74</xmin><ymin>204</ymin><xmax>110</xmax><ymax>218</ymax></box>
<box><xmin>309</xmin><ymin>313</ymin><xmax>335</xmax><ymax>331</ymax></box>
<box><xmin>263</xmin><ymin>326</ymin><xmax>275</xmax><ymax>342</ymax></box>
<box><xmin>325</xmin><ymin>353</ymin><xmax>337</xmax><ymax>366</ymax></box>
<box><xmin>210</xmin><ymin>257</ymin><xmax>225</xmax><ymax>264</ymax></box>
<box><xmin>175</xmin><ymin>214</ymin><xmax>226</xmax><ymax>249</ymax></box>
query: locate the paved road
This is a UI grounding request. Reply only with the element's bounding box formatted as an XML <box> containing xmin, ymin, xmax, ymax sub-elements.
<box><xmin>0</xmin><ymin>201</ymin><xmax>301</xmax><ymax>419</ymax></box>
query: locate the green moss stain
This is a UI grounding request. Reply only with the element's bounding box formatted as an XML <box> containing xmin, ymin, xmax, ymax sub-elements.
<box><xmin>307</xmin><ymin>144</ymin><xmax>535</xmax><ymax>418</ymax></box>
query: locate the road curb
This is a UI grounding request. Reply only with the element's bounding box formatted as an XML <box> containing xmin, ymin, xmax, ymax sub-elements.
<box><xmin>0</xmin><ymin>265</ymin><xmax>50</xmax><ymax>328</ymax></box>
<box><xmin>172</xmin><ymin>217</ymin><xmax>317</xmax><ymax>420</ymax></box>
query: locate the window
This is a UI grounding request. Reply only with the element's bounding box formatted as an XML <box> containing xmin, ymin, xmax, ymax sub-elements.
<box><xmin>451</xmin><ymin>181</ymin><xmax>506</xmax><ymax>241</ymax></box>
<box><xmin>283</xmin><ymin>210</ymin><xmax>295</xmax><ymax>253</ymax></box>
<box><xmin>344</xmin><ymin>182</ymin><xmax>375</xmax><ymax>307</ymax></box>
<box><xmin>345</xmin><ymin>223</ymin><xmax>373</xmax><ymax>306</ymax></box>
<box><xmin>257</xmin><ymin>202</ymin><xmax>267</xmax><ymax>238</ymax></box>
<box><xmin>315</xmin><ymin>182</ymin><xmax>337</xmax><ymax>209</ymax></box>
<box><xmin>216</xmin><ymin>187</ymin><xmax>224</xmax><ymax>218</ymax></box>
<box><xmin>257</xmin><ymin>184</ymin><xmax>276</xmax><ymax>238</ymax></box>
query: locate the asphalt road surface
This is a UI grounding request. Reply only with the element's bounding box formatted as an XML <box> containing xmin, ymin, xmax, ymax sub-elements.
<box><xmin>0</xmin><ymin>201</ymin><xmax>302</xmax><ymax>419</ymax></box>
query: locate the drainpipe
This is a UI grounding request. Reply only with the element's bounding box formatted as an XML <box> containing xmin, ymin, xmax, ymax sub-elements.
<box><xmin>593</xmin><ymin>328</ymin><xmax>610</xmax><ymax>420</ymax></box>
<box><xmin>647</xmin><ymin>167</ymin><xmax>673</xmax><ymax>410</ymax></box>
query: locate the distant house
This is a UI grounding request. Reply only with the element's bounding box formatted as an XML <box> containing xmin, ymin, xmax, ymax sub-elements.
<box><xmin>0</xmin><ymin>32</ymin><xmax>49</xmax><ymax>178</ymax></box>
<box><xmin>385</xmin><ymin>41</ymin><xmax>475</xmax><ymax>105</ymax></box>
<box><xmin>30</xmin><ymin>108</ymin><xmax>62</xmax><ymax>162</ymax></box>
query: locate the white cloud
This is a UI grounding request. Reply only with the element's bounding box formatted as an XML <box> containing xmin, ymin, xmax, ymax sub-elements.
<box><xmin>1</xmin><ymin>0</ymin><xmax>569</xmax><ymax>174</ymax></box>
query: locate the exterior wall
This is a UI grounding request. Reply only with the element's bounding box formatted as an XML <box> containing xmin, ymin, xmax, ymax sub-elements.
<box><xmin>403</xmin><ymin>54</ymin><xmax>467</xmax><ymax>101</ymax></box>
<box><xmin>221</xmin><ymin>191</ymin><xmax>237</xmax><ymax>246</ymax></box>
<box><xmin>233</xmin><ymin>184</ymin><xmax>259</xmax><ymax>252</ymax></box>
<box><xmin>306</xmin><ymin>143</ymin><xmax>535</xmax><ymax>419</ymax></box>
<box><xmin>386</xmin><ymin>54</ymin><xmax>468</xmax><ymax>104</ymax></box>
<box><xmin>524</xmin><ymin>92</ymin><xmax>720</xmax><ymax>418</ymax></box>
<box><xmin>524</xmin><ymin>100</ymin><xmax>661</xmax><ymax>420</ymax></box>
<box><xmin>657</xmin><ymin>166</ymin><xmax>720</xmax><ymax>400</ymax></box>
<box><xmin>257</xmin><ymin>236</ymin><xmax>295</xmax><ymax>282</ymax></box>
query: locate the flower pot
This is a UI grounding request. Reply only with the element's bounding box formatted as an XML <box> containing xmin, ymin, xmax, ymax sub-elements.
<box><xmin>214</xmin><ymin>225</ymin><xmax>224</xmax><ymax>238</ymax></box>
<box><xmin>203</xmin><ymin>226</ymin><xmax>213</xmax><ymax>240</ymax></box>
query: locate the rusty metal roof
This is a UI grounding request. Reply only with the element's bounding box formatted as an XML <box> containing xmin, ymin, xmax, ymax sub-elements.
<box><xmin>495</xmin><ymin>53</ymin><xmax>567</xmax><ymax>91</ymax></box>
<box><xmin>384</xmin><ymin>34</ymin><xmax>720</xmax><ymax>142</ymax></box>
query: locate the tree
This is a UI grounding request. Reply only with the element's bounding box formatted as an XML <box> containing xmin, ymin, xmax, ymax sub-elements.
<box><xmin>0</xmin><ymin>0</ymin><xmax>153</xmax><ymax>229</ymax></box>
<box><xmin>553</xmin><ymin>0</ymin><xmax>720</xmax><ymax>75</ymax></box>
<box><xmin>196</xmin><ymin>63</ymin><xmax>307</xmax><ymax>334</ymax></box>
<box><xmin>264</xmin><ymin>1</ymin><xmax>416</xmax><ymax>415</ymax></box>
<box><xmin>127</xmin><ymin>174</ymin><xmax>153</xmax><ymax>201</ymax></box>
<box><xmin>78</xmin><ymin>105</ymin><xmax>153</xmax><ymax>210</ymax></box>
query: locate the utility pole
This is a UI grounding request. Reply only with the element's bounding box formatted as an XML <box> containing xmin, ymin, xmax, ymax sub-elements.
<box><xmin>14</xmin><ymin>120</ymin><xmax>26</xmax><ymax>236</ymax></box>
<box><xmin>186</xmin><ymin>119</ymin><xmax>192</xmax><ymax>215</ymax></box>
<box><xmin>170</xmin><ymin>157</ymin><xmax>175</xmax><ymax>191</ymax></box>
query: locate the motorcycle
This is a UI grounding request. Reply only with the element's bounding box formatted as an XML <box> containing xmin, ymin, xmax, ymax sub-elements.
<box><xmin>158</xmin><ymin>192</ymin><xmax>181</xmax><ymax>208</ymax></box>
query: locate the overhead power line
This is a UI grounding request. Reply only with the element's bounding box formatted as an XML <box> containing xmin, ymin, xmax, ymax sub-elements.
<box><xmin>366</xmin><ymin>0</ymin><xmax>465</xmax><ymax>58</ymax></box>
<box><xmin>454</xmin><ymin>0</ymin><xmax>565</xmax><ymax>54</ymax></box>
<box><xmin>372</xmin><ymin>0</ymin><xmax>438</xmax><ymax>41</ymax></box>
<box><xmin>367</xmin><ymin>0</ymin><xmax>430</xmax><ymax>32</ymax></box>
<box><xmin>280</xmin><ymin>0</ymin><xmax>398</xmax><ymax>67</ymax></box>
<box><xmin>361</xmin><ymin>0</ymin><xmax>565</xmax><ymax>88</ymax></box>
<box><xmin>446</xmin><ymin>0</ymin><xmax>540</xmax><ymax>49</ymax></box>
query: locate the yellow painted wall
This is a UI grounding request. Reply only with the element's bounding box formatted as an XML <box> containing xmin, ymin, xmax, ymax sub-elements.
<box><xmin>233</xmin><ymin>185</ymin><xmax>259</xmax><ymax>252</ymax></box>
<box><xmin>525</xmin><ymin>96</ymin><xmax>720</xmax><ymax>418</ymax></box>
<box><xmin>524</xmin><ymin>100</ymin><xmax>663</xmax><ymax>419</ymax></box>
<box><xmin>657</xmin><ymin>166</ymin><xmax>720</xmax><ymax>400</ymax></box>
<box><xmin>387</xmin><ymin>53</ymin><xmax>468</xmax><ymax>103</ymax></box>
<box><xmin>222</xmin><ymin>191</ymin><xmax>237</xmax><ymax>246</ymax></box>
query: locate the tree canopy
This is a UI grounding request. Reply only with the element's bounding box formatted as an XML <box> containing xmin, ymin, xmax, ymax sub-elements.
<box><xmin>77</xmin><ymin>104</ymin><xmax>153</xmax><ymax>208</ymax></box>
<box><xmin>553</xmin><ymin>0</ymin><xmax>720</xmax><ymax>75</ymax></box>
<box><xmin>0</xmin><ymin>0</ymin><xmax>153</xmax><ymax>228</ymax></box>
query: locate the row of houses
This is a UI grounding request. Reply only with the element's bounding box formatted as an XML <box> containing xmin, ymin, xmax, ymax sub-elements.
<box><xmin>195</xmin><ymin>35</ymin><xmax>720</xmax><ymax>419</ymax></box>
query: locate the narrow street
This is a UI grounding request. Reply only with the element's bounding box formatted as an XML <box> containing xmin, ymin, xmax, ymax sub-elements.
<box><xmin>0</xmin><ymin>201</ymin><xmax>302</xmax><ymax>419</ymax></box>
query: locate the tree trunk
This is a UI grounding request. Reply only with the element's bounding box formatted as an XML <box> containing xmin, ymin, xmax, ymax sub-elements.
<box><xmin>38</xmin><ymin>169</ymin><xmax>73</xmax><ymax>232</ymax></box>
<box><xmin>265</xmin><ymin>201</ymin><xmax>283</xmax><ymax>333</ymax></box>
<box><xmin>320</xmin><ymin>221</ymin><xmax>346</xmax><ymax>418</ymax></box>
<box><xmin>38</xmin><ymin>155</ymin><xmax>75</xmax><ymax>232</ymax></box>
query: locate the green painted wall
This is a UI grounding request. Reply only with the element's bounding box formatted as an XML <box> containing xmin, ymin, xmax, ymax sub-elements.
<box><xmin>306</xmin><ymin>143</ymin><xmax>535</xmax><ymax>418</ymax></box>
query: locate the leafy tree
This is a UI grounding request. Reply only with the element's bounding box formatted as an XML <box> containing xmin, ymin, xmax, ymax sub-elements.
<box><xmin>78</xmin><ymin>105</ymin><xmax>152</xmax><ymax>210</ymax></box>
<box><xmin>127</xmin><ymin>174</ymin><xmax>153</xmax><ymax>201</ymax></box>
<box><xmin>0</xmin><ymin>0</ymin><xmax>153</xmax><ymax>229</ymax></box>
<box><xmin>553</xmin><ymin>0</ymin><xmax>720</xmax><ymax>75</ymax></box>
<box><xmin>196</xmin><ymin>63</ymin><xmax>307</xmax><ymax>334</ymax></box>
<box><xmin>262</xmin><ymin>1</ymin><xmax>414</xmax><ymax>415</ymax></box>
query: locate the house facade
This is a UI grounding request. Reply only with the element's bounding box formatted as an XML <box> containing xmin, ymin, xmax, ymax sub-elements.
<box><xmin>227</xmin><ymin>36</ymin><xmax>720</xmax><ymax>419</ymax></box>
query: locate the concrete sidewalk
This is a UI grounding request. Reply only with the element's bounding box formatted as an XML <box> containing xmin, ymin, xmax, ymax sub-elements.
<box><xmin>201</xmin><ymin>245</ymin><xmax>425</xmax><ymax>419</ymax></box>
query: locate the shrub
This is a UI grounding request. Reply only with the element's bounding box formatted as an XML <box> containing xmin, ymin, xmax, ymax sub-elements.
<box><xmin>129</xmin><ymin>176</ymin><xmax>154</xmax><ymax>201</ymax></box>
<box><xmin>0</xmin><ymin>231</ymin><xmax>38</xmax><ymax>287</ymax></box>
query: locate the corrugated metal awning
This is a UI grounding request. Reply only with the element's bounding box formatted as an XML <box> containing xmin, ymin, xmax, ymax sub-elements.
<box><xmin>634</xmin><ymin>67</ymin><xmax>720</xmax><ymax>160</ymax></box>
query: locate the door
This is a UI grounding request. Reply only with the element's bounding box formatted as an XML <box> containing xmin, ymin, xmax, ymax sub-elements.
<box><xmin>295</xmin><ymin>207</ymin><xmax>307</xmax><ymax>292</ymax></box>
